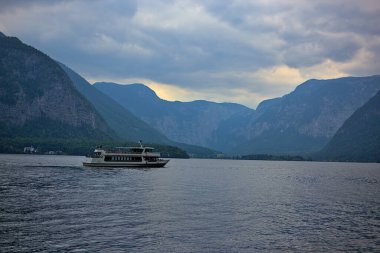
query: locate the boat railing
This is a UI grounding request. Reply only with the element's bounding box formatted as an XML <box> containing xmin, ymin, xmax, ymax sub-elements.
<box><xmin>89</xmin><ymin>147</ymin><xmax>160</xmax><ymax>156</ymax></box>
<box><xmin>104</xmin><ymin>148</ymin><xmax>143</xmax><ymax>154</ymax></box>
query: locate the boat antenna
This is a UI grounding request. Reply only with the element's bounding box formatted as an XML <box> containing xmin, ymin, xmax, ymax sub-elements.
<box><xmin>139</xmin><ymin>140</ymin><xmax>143</xmax><ymax>148</ymax></box>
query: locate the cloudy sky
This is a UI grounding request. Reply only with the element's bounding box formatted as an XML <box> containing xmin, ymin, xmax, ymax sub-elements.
<box><xmin>1</xmin><ymin>0</ymin><xmax>379</xmax><ymax>108</ymax></box>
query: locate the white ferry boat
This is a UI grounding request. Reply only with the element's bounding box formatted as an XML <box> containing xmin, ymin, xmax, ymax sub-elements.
<box><xmin>83</xmin><ymin>142</ymin><xmax>169</xmax><ymax>167</ymax></box>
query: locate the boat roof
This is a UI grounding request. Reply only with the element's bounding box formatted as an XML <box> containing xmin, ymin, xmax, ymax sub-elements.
<box><xmin>114</xmin><ymin>146</ymin><xmax>154</xmax><ymax>149</ymax></box>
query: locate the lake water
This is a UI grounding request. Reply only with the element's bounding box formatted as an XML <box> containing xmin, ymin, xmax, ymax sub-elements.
<box><xmin>0</xmin><ymin>154</ymin><xmax>379</xmax><ymax>252</ymax></box>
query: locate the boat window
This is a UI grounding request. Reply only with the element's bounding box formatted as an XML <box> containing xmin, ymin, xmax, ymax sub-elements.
<box><xmin>91</xmin><ymin>152</ymin><xmax>102</xmax><ymax>158</ymax></box>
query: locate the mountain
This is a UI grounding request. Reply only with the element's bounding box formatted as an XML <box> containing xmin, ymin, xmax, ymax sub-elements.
<box><xmin>0</xmin><ymin>33</ymin><xmax>221</xmax><ymax>157</ymax></box>
<box><xmin>233</xmin><ymin>76</ymin><xmax>380</xmax><ymax>154</ymax></box>
<box><xmin>5</xmin><ymin>31</ymin><xmax>376</xmax><ymax>158</ymax></box>
<box><xmin>59</xmin><ymin>64</ymin><xmax>171</xmax><ymax>144</ymax></box>
<box><xmin>318</xmin><ymin>90</ymin><xmax>380</xmax><ymax>162</ymax></box>
<box><xmin>60</xmin><ymin>66</ymin><xmax>219</xmax><ymax>157</ymax></box>
<box><xmin>94</xmin><ymin>77</ymin><xmax>380</xmax><ymax>155</ymax></box>
<box><xmin>0</xmin><ymin>33</ymin><xmax>114</xmax><ymax>142</ymax></box>
<box><xmin>94</xmin><ymin>82</ymin><xmax>253</xmax><ymax>151</ymax></box>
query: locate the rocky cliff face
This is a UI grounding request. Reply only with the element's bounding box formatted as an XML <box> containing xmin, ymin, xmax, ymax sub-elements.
<box><xmin>0</xmin><ymin>34</ymin><xmax>113</xmax><ymax>139</ymax></box>
<box><xmin>94</xmin><ymin>82</ymin><xmax>253</xmax><ymax>149</ymax></box>
<box><xmin>319</xmin><ymin>90</ymin><xmax>380</xmax><ymax>162</ymax></box>
<box><xmin>233</xmin><ymin>76</ymin><xmax>380</xmax><ymax>154</ymax></box>
<box><xmin>157</xmin><ymin>101</ymin><xmax>251</xmax><ymax>148</ymax></box>
<box><xmin>94</xmin><ymin>76</ymin><xmax>380</xmax><ymax>154</ymax></box>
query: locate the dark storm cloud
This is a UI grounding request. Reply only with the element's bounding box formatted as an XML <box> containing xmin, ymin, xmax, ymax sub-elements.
<box><xmin>203</xmin><ymin>1</ymin><xmax>379</xmax><ymax>65</ymax></box>
<box><xmin>281</xmin><ymin>32</ymin><xmax>362</xmax><ymax>68</ymax></box>
<box><xmin>0</xmin><ymin>0</ymin><xmax>55</xmax><ymax>11</ymax></box>
<box><xmin>0</xmin><ymin>0</ymin><xmax>379</xmax><ymax>107</ymax></box>
<box><xmin>304</xmin><ymin>1</ymin><xmax>380</xmax><ymax>35</ymax></box>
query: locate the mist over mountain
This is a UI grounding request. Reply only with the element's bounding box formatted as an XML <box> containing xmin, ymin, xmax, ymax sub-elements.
<box><xmin>94</xmin><ymin>82</ymin><xmax>253</xmax><ymax>150</ymax></box>
<box><xmin>318</xmin><ymin>90</ymin><xmax>380</xmax><ymax>162</ymax></box>
<box><xmin>0</xmin><ymin>33</ymin><xmax>114</xmax><ymax>142</ymax></box>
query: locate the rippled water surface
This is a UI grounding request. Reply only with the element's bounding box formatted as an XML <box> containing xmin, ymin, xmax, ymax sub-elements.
<box><xmin>1</xmin><ymin>154</ymin><xmax>379</xmax><ymax>252</ymax></box>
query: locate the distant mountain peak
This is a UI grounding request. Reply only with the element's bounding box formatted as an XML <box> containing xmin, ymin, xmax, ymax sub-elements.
<box><xmin>95</xmin><ymin>81</ymin><xmax>254</xmax><ymax>150</ymax></box>
<box><xmin>233</xmin><ymin>75</ymin><xmax>380</xmax><ymax>155</ymax></box>
<box><xmin>0</xmin><ymin>31</ymin><xmax>6</xmax><ymax>38</ymax></box>
<box><xmin>60</xmin><ymin>70</ymin><xmax>170</xmax><ymax>143</ymax></box>
<box><xmin>126</xmin><ymin>83</ymin><xmax>159</xmax><ymax>98</ymax></box>
<box><xmin>93</xmin><ymin>82</ymin><xmax>160</xmax><ymax>101</ymax></box>
<box><xmin>256</xmin><ymin>97</ymin><xmax>281</xmax><ymax>112</ymax></box>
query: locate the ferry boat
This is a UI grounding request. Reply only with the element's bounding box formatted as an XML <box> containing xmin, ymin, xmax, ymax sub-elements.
<box><xmin>83</xmin><ymin>142</ymin><xmax>169</xmax><ymax>167</ymax></box>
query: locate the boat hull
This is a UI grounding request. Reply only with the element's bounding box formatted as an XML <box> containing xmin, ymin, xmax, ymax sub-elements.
<box><xmin>83</xmin><ymin>160</ymin><xmax>169</xmax><ymax>168</ymax></box>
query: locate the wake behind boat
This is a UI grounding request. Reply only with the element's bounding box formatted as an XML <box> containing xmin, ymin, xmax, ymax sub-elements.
<box><xmin>83</xmin><ymin>142</ymin><xmax>169</xmax><ymax>168</ymax></box>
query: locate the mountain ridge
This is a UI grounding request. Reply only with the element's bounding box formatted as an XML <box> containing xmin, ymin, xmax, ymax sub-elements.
<box><xmin>232</xmin><ymin>76</ymin><xmax>380</xmax><ymax>154</ymax></box>
<box><xmin>59</xmin><ymin>65</ymin><xmax>171</xmax><ymax>144</ymax></box>
<box><xmin>94</xmin><ymin>76</ymin><xmax>380</xmax><ymax>155</ymax></box>
<box><xmin>60</xmin><ymin>71</ymin><xmax>220</xmax><ymax>157</ymax></box>
<box><xmin>94</xmin><ymin>81</ymin><xmax>254</xmax><ymax>150</ymax></box>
